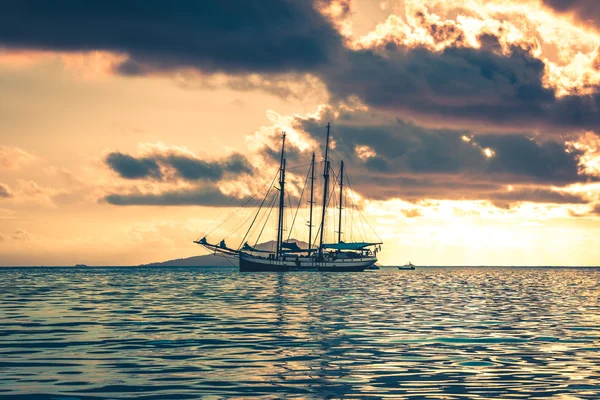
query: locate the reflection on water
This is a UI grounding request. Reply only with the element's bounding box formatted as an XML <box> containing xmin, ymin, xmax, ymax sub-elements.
<box><xmin>1</xmin><ymin>266</ymin><xmax>599</xmax><ymax>399</ymax></box>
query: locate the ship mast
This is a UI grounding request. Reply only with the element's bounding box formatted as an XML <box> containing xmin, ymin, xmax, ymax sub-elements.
<box><xmin>318</xmin><ymin>123</ymin><xmax>331</xmax><ymax>261</ymax></box>
<box><xmin>308</xmin><ymin>152</ymin><xmax>315</xmax><ymax>256</ymax></box>
<box><xmin>276</xmin><ymin>133</ymin><xmax>286</xmax><ymax>260</ymax></box>
<box><xmin>338</xmin><ymin>160</ymin><xmax>344</xmax><ymax>244</ymax></box>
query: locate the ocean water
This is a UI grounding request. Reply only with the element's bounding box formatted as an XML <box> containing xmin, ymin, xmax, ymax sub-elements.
<box><xmin>1</xmin><ymin>267</ymin><xmax>599</xmax><ymax>399</ymax></box>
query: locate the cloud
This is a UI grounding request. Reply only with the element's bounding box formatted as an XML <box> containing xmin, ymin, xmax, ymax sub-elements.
<box><xmin>474</xmin><ymin>134</ymin><xmax>585</xmax><ymax>184</ymax></box>
<box><xmin>14</xmin><ymin>180</ymin><xmax>59</xmax><ymax>207</ymax></box>
<box><xmin>0</xmin><ymin>183</ymin><xmax>12</xmax><ymax>198</ymax></box>
<box><xmin>102</xmin><ymin>145</ymin><xmax>260</xmax><ymax>208</ymax></box>
<box><xmin>542</xmin><ymin>0</ymin><xmax>600</xmax><ymax>29</ymax></box>
<box><xmin>0</xmin><ymin>146</ymin><xmax>35</xmax><ymax>169</ymax></box>
<box><xmin>104</xmin><ymin>185</ymin><xmax>249</xmax><ymax>206</ymax></box>
<box><xmin>174</xmin><ymin>71</ymin><xmax>328</xmax><ymax>101</ymax></box>
<box><xmin>575</xmin><ymin>202</ymin><xmax>600</xmax><ymax>216</ymax></box>
<box><xmin>103</xmin><ymin>104</ymin><xmax>595</xmax><ymax>208</ymax></box>
<box><xmin>0</xmin><ymin>0</ymin><xmax>342</xmax><ymax>75</ymax></box>
<box><xmin>105</xmin><ymin>151</ymin><xmax>253</xmax><ymax>182</ymax></box>
<box><xmin>2</xmin><ymin>0</ymin><xmax>600</xmax><ymax>135</ymax></box>
<box><xmin>299</xmin><ymin>107</ymin><xmax>592</xmax><ymax>186</ymax></box>
<box><xmin>0</xmin><ymin>181</ymin><xmax>57</xmax><ymax>205</ymax></box>
<box><xmin>12</xmin><ymin>230</ymin><xmax>30</xmax><ymax>241</ymax></box>
<box><xmin>166</xmin><ymin>154</ymin><xmax>253</xmax><ymax>181</ymax></box>
<box><xmin>264</xmin><ymin>104</ymin><xmax>599</xmax><ymax>205</ymax></box>
<box><xmin>105</xmin><ymin>152</ymin><xmax>162</xmax><ymax>180</ymax></box>
<box><xmin>320</xmin><ymin>44</ymin><xmax>600</xmax><ymax>133</ymax></box>
<box><xmin>491</xmin><ymin>188</ymin><xmax>588</xmax><ymax>206</ymax></box>
<box><xmin>402</xmin><ymin>208</ymin><xmax>423</xmax><ymax>218</ymax></box>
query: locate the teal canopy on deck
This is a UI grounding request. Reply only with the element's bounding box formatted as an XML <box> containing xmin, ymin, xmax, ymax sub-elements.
<box><xmin>322</xmin><ymin>242</ymin><xmax>382</xmax><ymax>251</ymax></box>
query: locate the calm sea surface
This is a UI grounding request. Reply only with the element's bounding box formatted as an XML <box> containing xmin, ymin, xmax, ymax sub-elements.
<box><xmin>1</xmin><ymin>266</ymin><xmax>599</xmax><ymax>399</ymax></box>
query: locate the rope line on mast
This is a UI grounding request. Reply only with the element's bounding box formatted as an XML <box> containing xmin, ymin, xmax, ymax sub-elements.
<box><xmin>339</xmin><ymin>168</ymin><xmax>355</xmax><ymax>243</ymax></box>
<box><xmin>286</xmin><ymin>161</ymin><xmax>311</xmax><ymax>243</ymax></box>
<box><xmin>254</xmin><ymin>191</ymin><xmax>279</xmax><ymax>247</ymax></box>
<box><xmin>338</xmin><ymin>161</ymin><xmax>344</xmax><ymax>243</ymax></box>
<box><xmin>202</xmin><ymin>136</ymin><xmax>283</xmax><ymax>238</ymax></box>
<box><xmin>223</xmin><ymin>194</ymin><xmax>267</xmax><ymax>242</ymax></box>
<box><xmin>215</xmin><ymin>252</ymin><xmax>238</xmax><ymax>267</ymax></box>
<box><xmin>275</xmin><ymin>133</ymin><xmax>287</xmax><ymax>259</ymax></box>
<box><xmin>317</xmin><ymin>123</ymin><xmax>331</xmax><ymax>260</ymax></box>
<box><xmin>237</xmin><ymin>169</ymin><xmax>280</xmax><ymax>250</ymax></box>
<box><xmin>313</xmin><ymin>162</ymin><xmax>340</xmax><ymax>246</ymax></box>
<box><xmin>205</xmin><ymin>168</ymin><xmax>278</xmax><ymax>238</ymax></box>
<box><xmin>307</xmin><ymin>152</ymin><xmax>315</xmax><ymax>255</ymax></box>
<box><xmin>345</xmin><ymin>173</ymin><xmax>383</xmax><ymax>243</ymax></box>
<box><xmin>286</xmin><ymin>161</ymin><xmax>317</xmax><ymax>171</ymax></box>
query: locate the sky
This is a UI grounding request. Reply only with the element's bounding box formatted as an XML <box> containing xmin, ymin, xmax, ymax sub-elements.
<box><xmin>1</xmin><ymin>0</ymin><xmax>600</xmax><ymax>266</ymax></box>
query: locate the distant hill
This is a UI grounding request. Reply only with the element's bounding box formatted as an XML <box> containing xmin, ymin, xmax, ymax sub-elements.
<box><xmin>141</xmin><ymin>254</ymin><xmax>236</xmax><ymax>267</ymax></box>
<box><xmin>140</xmin><ymin>239</ymin><xmax>309</xmax><ymax>267</ymax></box>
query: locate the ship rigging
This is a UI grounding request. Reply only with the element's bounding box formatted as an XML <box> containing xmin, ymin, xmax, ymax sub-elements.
<box><xmin>195</xmin><ymin>123</ymin><xmax>382</xmax><ymax>272</ymax></box>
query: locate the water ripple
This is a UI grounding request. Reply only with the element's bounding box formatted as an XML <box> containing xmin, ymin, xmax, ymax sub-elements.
<box><xmin>0</xmin><ymin>266</ymin><xmax>599</xmax><ymax>398</ymax></box>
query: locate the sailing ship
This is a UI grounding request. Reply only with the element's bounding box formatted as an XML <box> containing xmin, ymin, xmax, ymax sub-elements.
<box><xmin>194</xmin><ymin>123</ymin><xmax>382</xmax><ymax>272</ymax></box>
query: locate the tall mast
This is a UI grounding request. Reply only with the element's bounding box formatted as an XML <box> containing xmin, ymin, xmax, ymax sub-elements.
<box><xmin>276</xmin><ymin>133</ymin><xmax>286</xmax><ymax>259</ymax></box>
<box><xmin>308</xmin><ymin>152</ymin><xmax>315</xmax><ymax>256</ymax></box>
<box><xmin>338</xmin><ymin>160</ymin><xmax>344</xmax><ymax>244</ymax></box>
<box><xmin>318</xmin><ymin>123</ymin><xmax>331</xmax><ymax>260</ymax></box>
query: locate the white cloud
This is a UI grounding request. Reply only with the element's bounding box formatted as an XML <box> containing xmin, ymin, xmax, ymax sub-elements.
<box><xmin>0</xmin><ymin>183</ymin><xmax>13</xmax><ymax>198</ymax></box>
<box><xmin>0</xmin><ymin>146</ymin><xmax>35</xmax><ymax>169</ymax></box>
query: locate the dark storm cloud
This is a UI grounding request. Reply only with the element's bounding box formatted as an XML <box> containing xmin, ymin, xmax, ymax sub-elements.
<box><xmin>301</xmin><ymin>117</ymin><xmax>589</xmax><ymax>185</ymax></box>
<box><xmin>104</xmin><ymin>186</ymin><xmax>246</xmax><ymax>206</ymax></box>
<box><xmin>0</xmin><ymin>0</ymin><xmax>342</xmax><ymax>75</ymax></box>
<box><xmin>491</xmin><ymin>188</ymin><xmax>588</xmax><ymax>205</ymax></box>
<box><xmin>474</xmin><ymin>135</ymin><xmax>584</xmax><ymax>184</ymax></box>
<box><xmin>105</xmin><ymin>152</ymin><xmax>253</xmax><ymax>182</ymax></box>
<box><xmin>260</xmin><ymin>141</ymin><xmax>306</xmax><ymax>168</ymax></box>
<box><xmin>311</xmin><ymin>118</ymin><xmax>485</xmax><ymax>175</ymax></box>
<box><xmin>105</xmin><ymin>153</ymin><xmax>162</xmax><ymax>180</ymax></box>
<box><xmin>320</xmin><ymin>44</ymin><xmax>600</xmax><ymax>133</ymax></box>
<box><xmin>335</xmin><ymin>170</ymin><xmax>588</xmax><ymax>205</ymax></box>
<box><xmin>0</xmin><ymin>183</ymin><xmax>12</xmax><ymax>198</ymax></box>
<box><xmin>165</xmin><ymin>154</ymin><xmax>253</xmax><ymax>181</ymax></box>
<box><xmin>542</xmin><ymin>0</ymin><xmax>600</xmax><ymax>29</ymax></box>
<box><xmin>297</xmin><ymin>115</ymin><xmax>595</xmax><ymax>203</ymax></box>
<box><xmin>2</xmin><ymin>1</ymin><xmax>599</xmax><ymax>132</ymax></box>
<box><xmin>350</xmin><ymin>175</ymin><xmax>500</xmax><ymax>201</ymax></box>
<box><xmin>104</xmin><ymin>177</ymin><xmax>302</xmax><ymax>207</ymax></box>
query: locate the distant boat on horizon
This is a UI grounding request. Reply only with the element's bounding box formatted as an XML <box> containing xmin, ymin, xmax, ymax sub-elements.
<box><xmin>74</xmin><ymin>264</ymin><xmax>88</xmax><ymax>268</ymax></box>
<box><xmin>398</xmin><ymin>262</ymin><xmax>415</xmax><ymax>270</ymax></box>
<box><xmin>195</xmin><ymin>123</ymin><xmax>382</xmax><ymax>272</ymax></box>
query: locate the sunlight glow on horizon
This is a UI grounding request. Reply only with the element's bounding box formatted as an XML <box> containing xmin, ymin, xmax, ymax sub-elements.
<box><xmin>1</xmin><ymin>0</ymin><xmax>600</xmax><ymax>266</ymax></box>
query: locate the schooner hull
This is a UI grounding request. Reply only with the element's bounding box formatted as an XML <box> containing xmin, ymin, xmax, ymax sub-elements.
<box><xmin>239</xmin><ymin>254</ymin><xmax>376</xmax><ymax>272</ymax></box>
